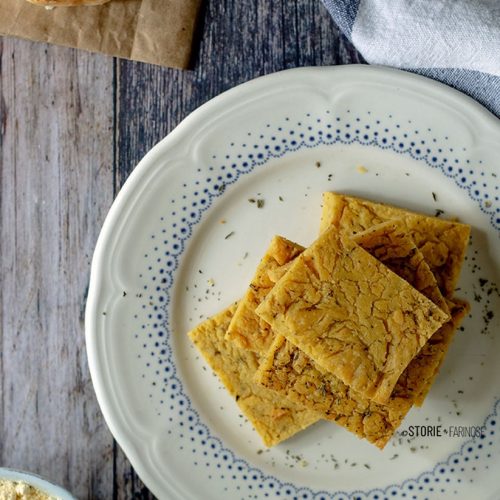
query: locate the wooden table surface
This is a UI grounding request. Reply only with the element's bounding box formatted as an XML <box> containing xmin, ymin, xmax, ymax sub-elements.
<box><xmin>0</xmin><ymin>2</ymin><xmax>363</xmax><ymax>498</ymax></box>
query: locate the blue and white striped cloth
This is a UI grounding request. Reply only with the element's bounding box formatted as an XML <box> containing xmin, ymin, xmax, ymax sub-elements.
<box><xmin>322</xmin><ymin>0</ymin><xmax>500</xmax><ymax>117</ymax></box>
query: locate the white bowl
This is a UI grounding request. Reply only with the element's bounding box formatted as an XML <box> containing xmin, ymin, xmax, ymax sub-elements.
<box><xmin>0</xmin><ymin>468</ymin><xmax>76</xmax><ymax>500</ymax></box>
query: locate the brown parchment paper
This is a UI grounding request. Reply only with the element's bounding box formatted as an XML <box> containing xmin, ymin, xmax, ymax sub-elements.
<box><xmin>0</xmin><ymin>0</ymin><xmax>202</xmax><ymax>69</ymax></box>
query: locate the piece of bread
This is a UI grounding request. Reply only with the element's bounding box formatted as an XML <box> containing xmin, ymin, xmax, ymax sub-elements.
<box><xmin>27</xmin><ymin>0</ymin><xmax>110</xmax><ymax>6</ymax></box>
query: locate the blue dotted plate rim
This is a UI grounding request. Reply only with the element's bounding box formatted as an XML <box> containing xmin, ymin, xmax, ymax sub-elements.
<box><xmin>86</xmin><ymin>65</ymin><xmax>500</xmax><ymax>500</ymax></box>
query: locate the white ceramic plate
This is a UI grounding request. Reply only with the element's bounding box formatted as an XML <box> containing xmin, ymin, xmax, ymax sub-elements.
<box><xmin>0</xmin><ymin>468</ymin><xmax>76</xmax><ymax>499</ymax></box>
<box><xmin>86</xmin><ymin>66</ymin><xmax>500</xmax><ymax>500</ymax></box>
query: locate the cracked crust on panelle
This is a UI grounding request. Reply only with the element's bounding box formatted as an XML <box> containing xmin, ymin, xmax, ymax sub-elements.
<box><xmin>352</xmin><ymin>220</ymin><xmax>449</xmax><ymax>315</ymax></box>
<box><xmin>352</xmin><ymin>222</ymin><xmax>470</xmax><ymax>406</ymax></box>
<box><xmin>400</xmin><ymin>299</ymin><xmax>470</xmax><ymax>406</ymax></box>
<box><xmin>256</xmin><ymin>298</ymin><xmax>468</xmax><ymax>449</ymax></box>
<box><xmin>188</xmin><ymin>304</ymin><xmax>320</xmax><ymax>447</ymax></box>
<box><xmin>319</xmin><ymin>192</ymin><xmax>470</xmax><ymax>298</ymax></box>
<box><xmin>225</xmin><ymin>235</ymin><xmax>304</xmax><ymax>355</ymax></box>
<box><xmin>222</xmin><ymin>222</ymin><xmax>466</xmax><ymax>446</ymax></box>
<box><xmin>253</xmin><ymin>222</ymin><xmax>464</xmax><ymax>448</ymax></box>
<box><xmin>255</xmin><ymin>226</ymin><xmax>449</xmax><ymax>404</ymax></box>
<box><xmin>256</xmin><ymin>335</ymin><xmax>411</xmax><ymax>449</ymax></box>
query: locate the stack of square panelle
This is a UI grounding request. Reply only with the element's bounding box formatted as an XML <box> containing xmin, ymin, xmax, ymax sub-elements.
<box><xmin>189</xmin><ymin>193</ymin><xmax>470</xmax><ymax>448</ymax></box>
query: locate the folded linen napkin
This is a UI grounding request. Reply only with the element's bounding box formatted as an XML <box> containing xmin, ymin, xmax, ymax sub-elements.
<box><xmin>322</xmin><ymin>0</ymin><xmax>500</xmax><ymax>117</ymax></box>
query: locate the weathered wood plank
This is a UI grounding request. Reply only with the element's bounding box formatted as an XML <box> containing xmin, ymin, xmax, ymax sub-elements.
<box><xmin>0</xmin><ymin>39</ymin><xmax>115</xmax><ymax>499</ymax></box>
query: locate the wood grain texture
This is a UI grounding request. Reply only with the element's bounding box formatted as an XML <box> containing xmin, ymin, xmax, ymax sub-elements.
<box><xmin>0</xmin><ymin>39</ymin><xmax>115</xmax><ymax>498</ymax></box>
<box><xmin>0</xmin><ymin>1</ymin><xmax>363</xmax><ymax>498</ymax></box>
